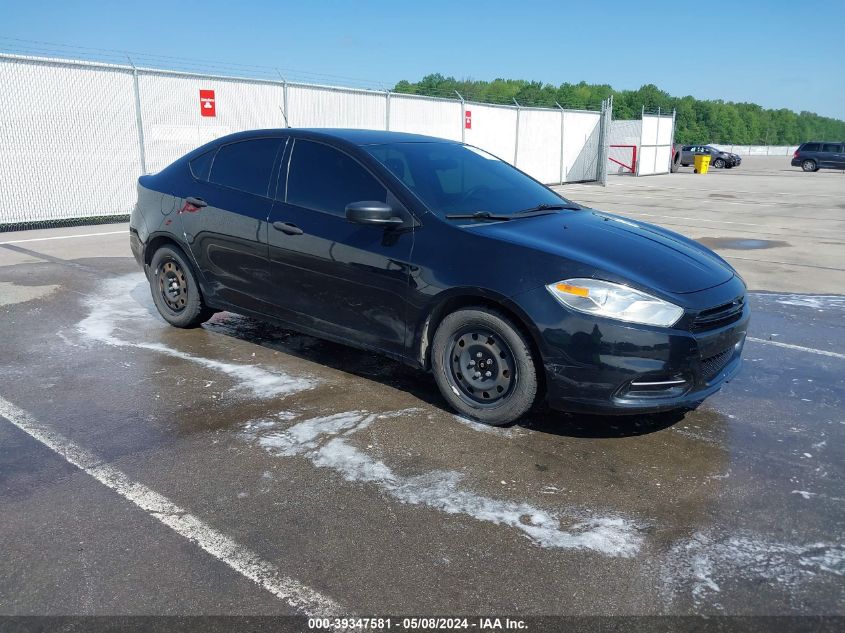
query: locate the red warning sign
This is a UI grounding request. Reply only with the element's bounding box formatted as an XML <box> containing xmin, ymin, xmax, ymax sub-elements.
<box><xmin>200</xmin><ymin>90</ymin><xmax>216</xmax><ymax>117</ymax></box>
<box><xmin>465</xmin><ymin>109</ymin><xmax>472</xmax><ymax>129</ymax></box>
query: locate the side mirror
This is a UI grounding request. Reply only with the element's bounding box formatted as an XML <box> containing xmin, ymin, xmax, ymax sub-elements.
<box><xmin>345</xmin><ymin>201</ymin><xmax>403</xmax><ymax>228</ymax></box>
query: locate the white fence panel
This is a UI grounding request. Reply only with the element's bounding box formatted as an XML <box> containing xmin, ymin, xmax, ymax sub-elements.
<box><xmin>638</xmin><ymin>114</ymin><xmax>674</xmax><ymax>175</ymax></box>
<box><xmin>388</xmin><ymin>94</ymin><xmax>462</xmax><ymax>141</ymax></box>
<box><xmin>562</xmin><ymin>111</ymin><xmax>601</xmax><ymax>182</ymax></box>
<box><xmin>0</xmin><ymin>58</ymin><xmax>141</xmax><ymax>223</ymax></box>
<box><xmin>464</xmin><ymin>103</ymin><xmax>518</xmax><ymax>164</ymax></box>
<box><xmin>515</xmin><ymin>108</ymin><xmax>561</xmax><ymax>184</ymax></box>
<box><xmin>138</xmin><ymin>72</ymin><xmax>284</xmax><ymax>174</ymax></box>
<box><xmin>711</xmin><ymin>144</ymin><xmax>798</xmax><ymax>156</ymax></box>
<box><xmin>0</xmin><ymin>54</ymin><xmax>610</xmax><ymax>226</ymax></box>
<box><xmin>287</xmin><ymin>84</ymin><xmax>386</xmax><ymax>129</ymax></box>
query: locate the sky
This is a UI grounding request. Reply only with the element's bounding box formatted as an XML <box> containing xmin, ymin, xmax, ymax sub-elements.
<box><xmin>2</xmin><ymin>0</ymin><xmax>843</xmax><ymax>119</ymax></box>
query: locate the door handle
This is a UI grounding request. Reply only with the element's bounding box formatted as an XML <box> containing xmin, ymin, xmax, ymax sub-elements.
<box><xmin>272</xmin><ymin>221</ymin><xmax>303</xmax><ymax>235</ymax></box>
<box><xmin>185</xmin><ymin>196</ymin><xmax>208</xmax><ymax>208</ymax></box>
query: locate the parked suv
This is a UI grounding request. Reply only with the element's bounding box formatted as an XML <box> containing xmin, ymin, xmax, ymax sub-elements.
<box><xmin>791</xmin><ymin>142</ymin><xmax>845</xmax><ymax>172</ymax></box>
<box><xmin>680</xmin><ymin>145</ymin><xmax>741</xmax><ymax>169</ymax></box>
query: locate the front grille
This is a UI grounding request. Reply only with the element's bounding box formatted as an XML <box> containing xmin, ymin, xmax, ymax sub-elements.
<box><xmin>692</xmin><ymin>296</ymin><xmax>745</xmax><ymax>331</ymax></box>
<box><xmin>700</xmin><ymin>348</ymin><xmax>733</xmax><ymax>382</ymax></box>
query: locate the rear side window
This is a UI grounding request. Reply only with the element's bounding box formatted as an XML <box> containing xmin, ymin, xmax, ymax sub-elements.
<box><xmin>822</xmin><ymin>143</ymin><xmax>841</xmax><ymax>153</ymax></box>
<box><xmin>209</xmin><ymin>138</ymin><xmax>283</xmax><ymax>197</ymax></box>
<box><xmin>189</xmin><ymin>149</ymin><xmax>216</xmax><ymax>181</ymax></box>
<box><xmin>802</xmin><ymin>143</ymin><xmax>820</xmax><ymax>152</ymax></box>
<box><xmin>286</xmin><ymin>139</ymin><xmax>386</xmax><ymax>216</ymax></box>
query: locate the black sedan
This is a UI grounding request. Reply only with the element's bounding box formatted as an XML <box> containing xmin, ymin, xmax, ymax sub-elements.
<box><xmin>130</xmin><ymin>129</ymin><xmax>748</xmax><ymax>425</ymax></box>
<box><xmin>680</xmin><ymin>145</ymin><xmax>742</xmax><ymax>169</ymax></box>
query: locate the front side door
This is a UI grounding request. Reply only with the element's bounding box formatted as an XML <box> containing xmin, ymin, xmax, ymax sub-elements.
<box><xmin>267</xmin><ymin>138</ymin><xmax>415</xmax><ymax>356</ymax></box>
<box><xmin>177</xmin><ymin>136</ymin><xmax>285</xmax><ymax>312</ymax></box>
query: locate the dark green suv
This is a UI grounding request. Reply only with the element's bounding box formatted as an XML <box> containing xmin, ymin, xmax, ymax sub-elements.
<box><xmin>792</xmin><ymin>142</ymin><xmax>845</xmax><ymax>172</ymax></box>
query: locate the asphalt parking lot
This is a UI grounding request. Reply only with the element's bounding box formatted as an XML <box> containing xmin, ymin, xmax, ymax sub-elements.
<box><xmin>1</xmin><ymin>156</ymin><xmax>843</xmax><ymax>618</ymax></box>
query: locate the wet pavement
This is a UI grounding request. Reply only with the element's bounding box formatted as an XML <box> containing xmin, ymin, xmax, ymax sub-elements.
<box><xmin>1</xmin><ymin>161</ymin><xmax>843</xmax><ymax>616</ymax></box>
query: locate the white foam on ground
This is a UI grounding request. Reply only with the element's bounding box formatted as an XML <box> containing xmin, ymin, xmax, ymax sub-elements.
<box><xmin>452</xmin><ymin>414</ymin><xmax>527</xmax><ymax>437</ymax></box>
<box><xmin>76</xmin><ymin>274</ymin><xmax>315</xmax><ymax>398</ymax></box>
<box><xmin>242</xmin><ymin>410</ymin><xmax>644</xmax><ymax>557</ymax></box>
<box><xmin>661</xmin><ymin>531</ymin><xmax>845</xmax><ymax>608</ymax></box>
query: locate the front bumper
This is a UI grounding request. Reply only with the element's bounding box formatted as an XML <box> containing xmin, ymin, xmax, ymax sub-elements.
<box><xmin>514</xmin><ymin>280</ymin><xmax>749</xmax><ymax>415</ymax></box>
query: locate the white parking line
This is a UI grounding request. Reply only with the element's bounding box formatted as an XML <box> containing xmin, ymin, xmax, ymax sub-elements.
<box><xmin>0</xmin><ymin>395</ymin><xmax>342</xmax><ymax>616</ymax></box>
<box><xmin>0</xmin><ymin>230</ymin><xmax>125</xmax><ymax>245</ymax></box>
<box><xmin>747</xmin><ymin>337</ymin><xmax>845</xmax><ymax>360</ymax></box>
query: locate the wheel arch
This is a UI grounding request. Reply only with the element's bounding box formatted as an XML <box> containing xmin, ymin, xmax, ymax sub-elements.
<box><xmin>144</xmin><ymin>232</ymin><xmax>188</xmax><ymax>266</ymax></box>
<box><xmin>143</xmin><ymin>232</ymin><xmax>214</xmax><ymax>303</ymax></box>
<box><xmin>416</xmin><ymin>289</ymin><xmax>547</xmax><ymax>394</ymax></box>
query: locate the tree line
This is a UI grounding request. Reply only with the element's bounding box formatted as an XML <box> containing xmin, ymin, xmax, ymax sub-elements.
<box><xmin>393</xmin><ymin>74</ymin><xmax>845</xmax><ymax>146</ymax></box>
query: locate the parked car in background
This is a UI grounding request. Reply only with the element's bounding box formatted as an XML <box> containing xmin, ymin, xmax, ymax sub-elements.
<box><xmin>791</xmin><ymin>142</ymin><xmax>845</xmax><ymax>172</ymax></box>
<box><xmin>131</xmin><ymin>128</ymin><xmax>748</xmax><ymax>426</ymax></box>
<box><xmin>680</xmin><ymin>145</ymin><xmax>742</xmax><ymax>169</ymax></box>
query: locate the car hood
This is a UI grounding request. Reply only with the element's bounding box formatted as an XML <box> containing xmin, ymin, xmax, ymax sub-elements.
<box><xmin>465</xmin><ymin>210</ymin><xmax>734</xmax><ymax>294</ymax></box>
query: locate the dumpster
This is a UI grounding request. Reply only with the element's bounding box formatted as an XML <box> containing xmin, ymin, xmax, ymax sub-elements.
<box><xmin>694</xmin><ymin>154</ymin><xmax>711</xmax><ymax>174</ymax></box>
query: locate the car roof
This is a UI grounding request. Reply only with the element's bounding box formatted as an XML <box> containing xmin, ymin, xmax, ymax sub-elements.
<box><xmin>212</xmin><ymin>128</ymin><xmax>458</xmax><ymax>147</ymax></box>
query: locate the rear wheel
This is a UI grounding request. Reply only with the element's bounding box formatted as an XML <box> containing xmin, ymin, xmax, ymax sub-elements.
<box><xmin>149</xmin><ymin>245</ymin><xmax>214</xmax><ymax>328</ymax></box>
<box><xmin>801</xmin><ymin>159</ymin><xmax>817</xmax><ymax>172</ymax></box>
<box><xmin>431</xmin><ymin>307</ymin><xmax>538</xmax><ymax>426</ymax></box>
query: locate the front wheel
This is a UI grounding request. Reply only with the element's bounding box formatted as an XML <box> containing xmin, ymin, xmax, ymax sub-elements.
<box><xmin>431</xmin><ymin>307</ymin><xmax>538</xmax><ymax>426</ymax></box>
<box><xmin>713</xmin><ymin>158</ymin><xmax>726</xmax><ymax>169</ymax></box>
<box><xmin>802</xmin><ymin>160</ymin><xmax>817</xmax><ymax>172</ymax></box>
<box><xmin>149</xmin><ymin>244</ymin><xmax>214</xmax><ymax>328</ymax></box>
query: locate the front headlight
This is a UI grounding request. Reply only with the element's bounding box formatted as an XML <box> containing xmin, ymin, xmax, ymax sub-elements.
<box><xmin>546</xmin><ymin>278</ymin><xmax>684</xmax><ymax>327</ymax></box>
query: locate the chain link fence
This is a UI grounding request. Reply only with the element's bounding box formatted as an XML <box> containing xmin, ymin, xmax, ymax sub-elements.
<box><xmin>0</xmin><ymin>53</ymin><xmax>611</xmax><ymax>232</ymax></box>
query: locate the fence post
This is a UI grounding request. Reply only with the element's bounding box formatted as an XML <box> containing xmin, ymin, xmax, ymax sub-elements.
<box><xmin>670</xmin><ymin>108</ymin><xmax>677</xmax><ymax>172</ymax></box>
<box><xmin>385</xmin><ymin>89</ymin><xmax>391</xmax><ymax>131</ymax></box>
<box><xmin>597</xmin><ymin>95</ymin><xmax>612</xmax><ymax>186</ymax></box>
<box><xmin>275</xmin><ymin>69</ymin><xmax>290</xmax><ymax>127</ymax></box>
<box><xmin>127</xmin><ymin>56</ymin><xmax>147</xmax><ymax>175</ymax></box>
<box><xmin>455</xmin><ymin>90</ymin><xmax>465</xmax><ymax>143</ymax></box>
<box><xmin>513</xmin><ymin>98</ymin><xmax>521</xmax><ymax>166</ymax></box>
<box><xmin>555</xmin><ymin>101</ymin><xmax>565</xmax><ymax>184</ymax></box>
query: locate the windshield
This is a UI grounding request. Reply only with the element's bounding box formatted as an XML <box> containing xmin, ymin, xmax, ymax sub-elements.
<box><xmin>365</xmin><ymin>142</ymin><xmax>573</xmax><ymax>218</ymax></box>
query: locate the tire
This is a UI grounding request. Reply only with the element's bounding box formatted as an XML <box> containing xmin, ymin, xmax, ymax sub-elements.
<box><xmin>801</xmin><ymin>159</ymin><xmax>817</xmax><ymax>172</ymax></box>
<box><xmin>431</xmin><ymin>307</ymin><xmax>538</xmax><ymax>426</ymax></box>
<box><xmin>670</xmin><ymin>148</ymin><xmax>681</xmax><ymax>173</ymax></box>
<box><xmin>148</xmin><ymin>244</ymin><xmax>214</xmax><ymax>328</ymax></box>
<box><xmin>713</xmin><ymin>158</ymin><xmax>726</xmax><ymax>169</ymax></box>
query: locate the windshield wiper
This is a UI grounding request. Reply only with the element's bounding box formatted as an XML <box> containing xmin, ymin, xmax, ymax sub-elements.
<box><xmin>444</xmin><ymin>211</ymin><xmax>512</xmax><ymax>221</ymax></box>
<box><xmin>514</xmin><ymin>202</ymin><xmax>581</xmax><ymax>214</ymax></box>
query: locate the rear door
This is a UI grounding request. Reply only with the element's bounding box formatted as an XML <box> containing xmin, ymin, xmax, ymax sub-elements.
<box><xmin>820</xmin><ymin>143</ymin><xmax>843</xmax><ymax>168</ymax></box>
<box><xmin>177</xmin><ymin>136</ymin><xmax>286</xmax><ymax>312</ymax></box>
<box><xmin>267</xmin><ymin>138</ymin><xmax>415</xmax><ymax>356</ymax></box>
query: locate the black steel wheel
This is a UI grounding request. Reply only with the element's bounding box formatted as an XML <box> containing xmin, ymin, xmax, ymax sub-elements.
<box><xmin>149</xmin><ymin>244</ymin><xmax>214</xmax><ymax>328</ymax></box>
<box><xmin>158</xmin><ymin>258</ymin><xmax>188</xmax><ymax>312</ymax></box>
<box><xmin>445</xmin><ymin>327</ymin><xmax>517</xmax><ymax>408</ymax></box>
<box><xmin>431</xmin><ymin>307</ymin><xmax>538</xmax><ymax>426</ymax></box>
